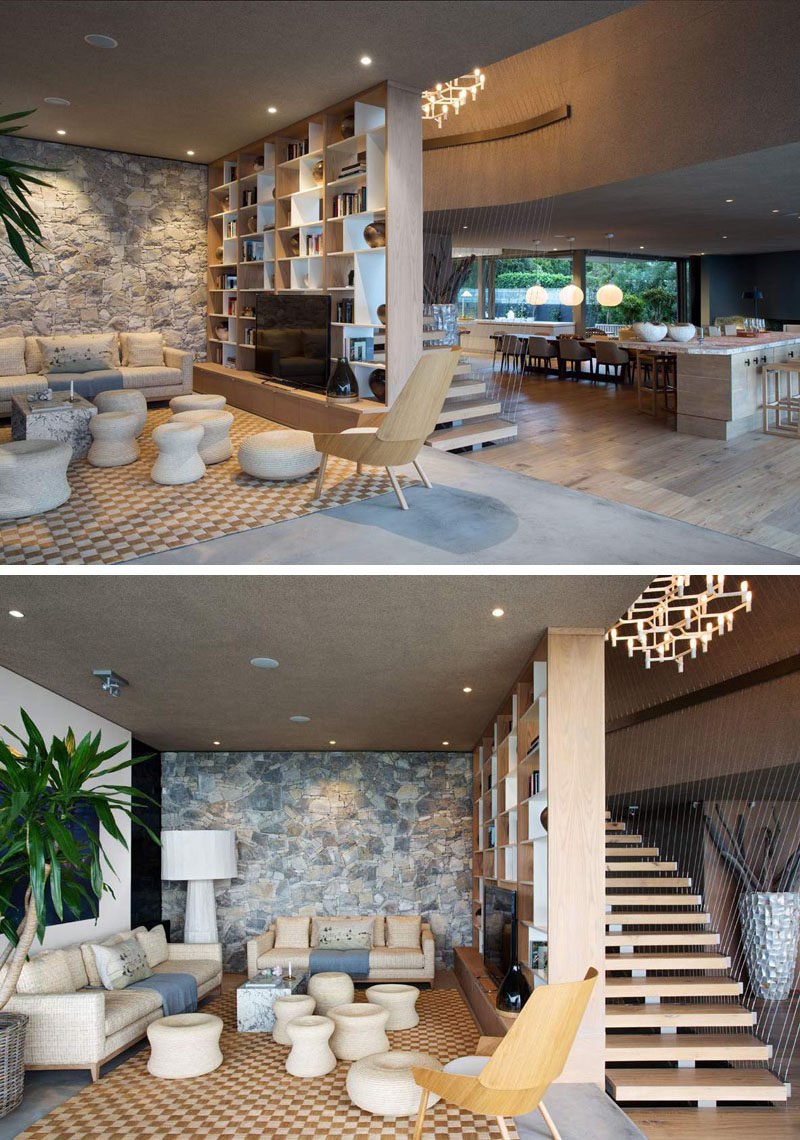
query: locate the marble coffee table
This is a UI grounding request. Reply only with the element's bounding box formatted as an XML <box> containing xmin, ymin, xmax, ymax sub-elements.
<box><xmin>11</xmin><ymin>394</ymin><xmax>98</xmax><ymax>460</ymax></box>
<box><xmin>236</xmin><ymin>971</ymin><xmax>308</xmax><ymax>1033</ymax></box>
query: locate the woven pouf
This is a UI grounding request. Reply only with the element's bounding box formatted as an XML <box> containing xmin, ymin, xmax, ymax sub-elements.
<box><xmin>151</xmin><ymin>422</ymin><xmax>205</xmax><ymax>485</ymax></box>
<box><xmin>170</xmin><ymin>393</ymin><xmax>227</xmax><ymax>414</ymax></box>
<box><xmin>329</xmin><ymin>1003</ymin><xmax>389</xmax><ymax>1061</ymax></box>
<box><xmin>0</xmin><ymin>440</ymin><xmax>71</xmax><ymax>519</ymax></box>
<box><xmin>346</xmin><ymin>1050</ymin><xmax>443</xmax><ymax>1116</ymax></box>
<box><xmin>273</xmin><ymin>994</ymin><xmax>316</xmax><ymax>1045</ymax></box>
<box><xmin>94</xmin><ymin>389</ymin><xmax>147</xmax><ymax>437</ymax></box>
<box><xmin>285</xmin><ymin>1015</ymin><xmax>336</xmax><ymax>1078</ymax></box>
<box><xmin>307</xmin><ymin>971</ymin><xmax>354</xmax><ymax>1017</ymax></box>
<box><xmin>87</xmin><ymin>411</ymin><xmax>140</xmax><ymax>468</ymax></box>
<box><xmin>172</xmin><ymin>408</ymin><xmax>235</xmax><ymax>464</ymax></box>
<box><xmin>366</xmin><ymin>983</ymin><xmax>420</xmax><ymax>1030</ymax></box>
<box><xmin>238</xmin><ymin>429</ymin><xmax>320</xmax><ymax>481</ymax></box>
<box><xmin>147</xmin><ymin>1013</ymin><xmax>223</xmax><ymax>1079</ymax></box>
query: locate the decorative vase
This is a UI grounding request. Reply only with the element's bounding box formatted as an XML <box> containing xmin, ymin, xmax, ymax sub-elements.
<box><xmin>368</xmin><ymin>369</ymin><xmax>386</xmax><ymax>400</ymax></box>
<box><xmin>423</xmin><ymin>303</ymin><xmax>459</xmax><ymax>346</ymax></box>
<box><xmin>289</xmin><ymin>233</ymin><xmax>300</xmax><ymax>257</ymax></box>
<box><xmin>667</xmin><ymin>323</ymin><xmax>696</xmax><ymax>342</ymax></box>
<box><xmin>738</xmin><ymin>891</ymin><xmax>800</xmax><ymax>1000</ymax></box>
<box><xmin>540</xmin><ymin>806</ymin><xmax>548</xmax><ymax>832</ymax></box>
<box><xmin>347</xmin><ymin>269</ymin><xmax>355</xmax><ymax>287</ymax></box>
<box><xmin>327</xmin><ymin>357</ymin><xmax>359</xmax><ymax>402</ymax></box>
<box><xmin>216</xmin><ymin>245</ymin><xmax>224</xmax><ymax>262</ymax></box>
<box><xmin>363</xmin><ymin>221</ymin><xmax>386</xmax><ymax>249</ymax></box>
<box><xmin>215</xmin><ymin>323</ymin><xmax>229</xmax><ymax>340</ymax></box>
<box><xmin>339</xmin><ymin>114</ymin><xmax>355</xmax><ymax>140</ymax></box>
<box><xmin>377</xmin><ymin>303</ymin><xmax>386</xmax><ymax>325</ymax></box>
<box><xmin>632</xmin><ymin>321</ymin><xmax>668</xmax><ymax>343</ymax></box>
<box><xmin>0</xmin><ymin>1012</ymin><xmax>28</xmax><ymax>1119</ymax></box>
<box><xmin>246</xmin><ymin>215</ymin><xmax>257</xmax><ymax>234</ymax></box>
<box><xmin>312</xmin><ymin>160</ymin><xmax>324</xmax><ymax>186</ymax></box>
<box><xmin>496</xmin><ymin>961</ymin><xmax>531</xmax><ymax>1013</ymax></box>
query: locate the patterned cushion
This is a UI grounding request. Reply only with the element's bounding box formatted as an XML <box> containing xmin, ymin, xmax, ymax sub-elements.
<box><xmin>91</xmin><ymin>937</ymin><xmax>152</xmax><ymax>991</ymax></box>
<box><xmin>0</xmin><ymin>337</ymin><xmax>25</xmax><ymax>377</ymax></box>
<box><xmin>37</xmin><ymin>333</ymin><xmax>119</xmax><ymax>374</ymax></box>
<box><xmin>81</xmin><ymin>931</ymin><xmax>136</xmax><ymax>988</ymax></box>
<box><xmin>120</xmin><ymin>331</ymin><xmax>164</xmax><ymax>367</ymax></box>
<box><xmin>316</xmin><ymin>920</ymin><xmax>373</xmax><ymax>951</ymax></box>
<box><xmin>386</xmin><ymin>916</ymin><xmax>422</xmax><ymax>949</ymax></box>
<box><xmin>135</xmin><ymin>924</ymin><xmax>168</xmax><ymax>968</ymax></box>
<box><xmin>310</xmin><ymin>916</ymin><xmax>385</xmax><ymax>948</ymax></box>
<box><xmin>274</xmin><ymin>916</ymin><xmax>310</xmax><ymax>949</ymax></box>
<box><xmin>15</xmin><ymin>949</ymin><xmax>75</xmax><ymax>995</ymax></box>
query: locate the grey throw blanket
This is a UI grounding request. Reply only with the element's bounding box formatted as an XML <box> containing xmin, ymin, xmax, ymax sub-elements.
<box><xmin>129</xmin><ymin>971</ymin><xmax>198</xmax><ymax>1015</ymax></box>
<box><xmin>309</xmin><ymin>947</ymin><xmax>370</xmax><ymax>978</ymax></box>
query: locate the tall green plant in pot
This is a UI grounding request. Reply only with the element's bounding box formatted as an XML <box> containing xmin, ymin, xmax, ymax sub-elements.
<box><xmin>0</xmin><ymin>109</ymin><xmax>58</xmax><ymax>269</ymax></box>
<box><xmin>0</xmin><ymin>711</ymin><xmax>156</xmax><ymax>1115</ymax></box>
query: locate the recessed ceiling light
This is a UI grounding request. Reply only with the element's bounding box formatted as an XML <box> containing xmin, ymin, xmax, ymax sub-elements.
<box><xmin>329</xmin><ymin>740</ymin><xmax>336</xmax><ymax>745</ymax></box>
<box><xmin>491</xmin><ymin>607</ymin><xmax>504</xmax><ymax>617</ymax></box>
<box><xmin>213</xmin><ymin>740</ymin><xmax>221</xmax><ymax>746</ymax></box>
<box><xmin>772</xmin><ymin>209</ymin><xmax>780</xmax><ymax>213</ymax></box>
<box><xmin>84</xmin><ymin>33</ymin><xmax>118</xmax><ymax>49</ymax></box>
<box><xmin>186</xmin><ymin>150</ymin><xmax>195</xmax><ymax>156</ymax></box>
<box><xmin>442</xmin><ymin>740</ymin><xmax>450</xmax><ymax>746</ymax></box>
<box><xmin>722</xmin><ymin>235</ymin><xmax>727</xmax><ymax>239</ymax></box>
<box><xmin>639</xmin><ymin>245</ymin><xmax>644</xmax><ymax>250</ymax></box>
<box><xmin>250</xmin><ymin>656</ymin><xmax>279</xmax><ymax>669</ymax></box>
<box><xmin>8</xmin><ymin>609</ymin><xmax>24</xmax><ymax>619</ymax></box>
<box><xmin>462</xmin><ymin>686</ymin><xmax>473</xmax><ymax>693</ymax></box>
<box><xmin>725</xmin><ymin>198</ymin><xmax>733</xmax><ymax>203</ymax></box>
<box><xmin>56</xmin><ymin>130</ymin><xmax>66</xmax><ymax>136</ymax></box>
<box><xmin>44</xmin><ymin>97</ymin><xmax>71</xmax><ymax>106</ymax></box>
<box><xmin>462</xmin><ymin>225</ymin><xmax>468</xmax><ymax>230</ymax></box>
<box><xmin>290</xmin><ymin>715</ymin><xmax>311</xmax><ymax>724</ymax></box>
<box><xmin>267</xmin><ymin>106</ymin><xmax>277</xmax><ymax>114</ymax></box>
<box><xmin>360</xmin><ymin>55</ymin><xmax>372</xmax><ymax>66</ymax></box>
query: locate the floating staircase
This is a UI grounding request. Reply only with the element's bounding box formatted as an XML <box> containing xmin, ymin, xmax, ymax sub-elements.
<box><xmin>604</xmin><ymin>815</ymin><xmax>788</xmax><ymax>1107</ymax></box>
<box><xmin>421</xmin><ymin>330</ymin><xmax>518</xmax><ymax>450</ymax></box>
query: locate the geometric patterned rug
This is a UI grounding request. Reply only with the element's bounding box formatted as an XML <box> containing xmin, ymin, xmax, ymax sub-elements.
<box><xmin>0</xmin><ymin>405</ymin><xmax>409</xmax><ymax>565</ymax></box>
<box><xmin>18</xmin><ymin>987</ymin><xmax>516</xmax><ymax>1139</ymax></box>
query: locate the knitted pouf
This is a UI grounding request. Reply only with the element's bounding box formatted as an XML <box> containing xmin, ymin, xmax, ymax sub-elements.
<box><xmin>307</xmin><ymin>972</ymin><xmax>354</xmax><ymax>1017</ymax></box>
<box><xmin>147</xmin><ymin>1013</ymin><xmax>223</xmax><ymax>1079</ymax></box>
<box><xmin>346</xmin><ymin>1050</ymin><xmax>442</xmax><ymax>1116</ymax></box>
<box><xmin>238</xmin><ymin>430</ymin><xmax>320</xmax><ymax>481</ymax></box>
<box><xmin>328</xmin><ymin>1003</ymin><xmax>389</xmax><ymax>1061</ymax></box>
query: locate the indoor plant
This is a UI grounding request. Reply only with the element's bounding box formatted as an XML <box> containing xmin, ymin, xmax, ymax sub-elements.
<box><xmin>0</xmin><ymin>109</ymin><xmax>57</xmax><ymax>269</ymax></box>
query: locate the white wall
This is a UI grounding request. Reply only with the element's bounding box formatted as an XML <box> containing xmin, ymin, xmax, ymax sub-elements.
<box><xmin>0</xmin><ymin>665</ymin><xmax>132</xmax><ymax>951</ymax></box>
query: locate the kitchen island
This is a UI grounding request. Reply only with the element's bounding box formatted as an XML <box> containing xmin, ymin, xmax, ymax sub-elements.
<box><xmin>461</xmin><ymin>318</ymin><xmax>575</xmax><ymax>353</ymax></box>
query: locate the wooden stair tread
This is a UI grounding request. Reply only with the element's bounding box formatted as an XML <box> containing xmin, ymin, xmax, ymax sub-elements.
<box><xmin>605</xmin><ymin>1033</ymin><xmax>771</xmax><ymax>1062</ymax></box>
<box><xmin>606</xmin><ymin>975</ymin><xmax>741</xmax><ymax>998</ymax></box>
<box><xmin>606</xmin><ymin>1003</ymin><xmax>755</xmax><ymax>1028</ymax></box>
<box><xmin>606</xmin><ymin>893</ymin><xmax>702</xmax><ymax>905</ymax></box>
<box><xmin>607</xmin><ymin>834</ymin><xmax>643</xmax><ymax>843</ymax></box>
<box><xmin>606</xmin><ymin>912</ymin><xmax>710</xmax><ymax>925</ymax></box>
<box><xmin>606</xmin><ymin>878</ymin><xmax>691</xmax><ymax>888</ymax></box>
<box><xmin>606</xmin><ymin>952</ymin><xmax>730</xmax><ymax>970</ymax></box>
<box><xmin>426</xmin><ymin>417</ymin><xmax>518</xmax><ymax>450</ymax></box>
<box><xmin>606</xmin><ymin>1067</ymin><xmax>787</xmax><ymax>1102</ymax></box>
<box><xmin>436</xmin><ymin>397</ymin><xmax>502</xmax><ymax>425</ymax></box>
<box><xmin>606</xmin><ymin>822</ymin><xmax>626</xmax><ymax>831</ymax></box>
<box><xmin>448</xmin><ymin>378</ymin><xmax>486</xmax><ymax>398</ymax></box>
<box><xmin>606</xmin><ymin>861</ymin><xmax>676</xmax><ymax>870</ymax></box>
<box><xmin>606</xmin><ymin>931</ymin><xmax>720</xmax><ymax>946</ymax></box>
<box><xmin>606</xmin><ymin>848</ymin><xmax>660</xmax><ymax>857</ymax></box>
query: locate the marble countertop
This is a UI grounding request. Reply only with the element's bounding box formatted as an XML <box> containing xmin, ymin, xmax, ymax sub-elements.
<box><xmin>466</xmin><ymin>318</ymin><xmax>576</xmax><ymax>328</ymax></box>
<box><xmin>596</xmin><ymin>333</ymin><xmax>800</xmax><ymax>356</ymax></box>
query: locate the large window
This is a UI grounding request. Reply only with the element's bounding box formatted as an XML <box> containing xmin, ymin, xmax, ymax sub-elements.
<box><xmin>456</xmin><ymin>259</ymin><xmax>480</xmax><ymax>318</ymax></box>
<box><xmin>586</xmin><ymin>256</ymin><xmax>678</xmax><ymax>327</ymax></box>
<box><xmin>493</xmin><ymin>256</ymin><xmax>571</xmax><ymax>320</ymax></box>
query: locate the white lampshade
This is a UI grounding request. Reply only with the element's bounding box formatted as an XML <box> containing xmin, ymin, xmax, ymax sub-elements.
<box><xmin>161</xmin><ymin>829</ymin><xmax>237</xmax><ymax>881</ymax></box>
<box><xmin>559</xmin><ymin>283</ymin><xmax>585</xmax><ymax>307</ymax></box>
<box><xmin>525</xmin><ymin>285</ymin><xmax>548</xmax><ymax>306</ymax></box>
<box><xmin>597</xmin><ymin>282</ymin><xmax>623</xmax><ymax>307</ymax></box>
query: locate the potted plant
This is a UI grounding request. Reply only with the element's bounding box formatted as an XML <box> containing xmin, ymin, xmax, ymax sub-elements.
<box><xmin>705</xmin><ymin>804</ymin><xmax>800</xmax><ymax>1000</ymax></box>
<box><xmin>0</xmin><ymin>109</ymin><xmax>58</xmax><ymax>269</ymax></box>
<box><xmin>0</xmin><ymin>710</ymin><xmax>155</xmax><ymax>1116</ymax></box>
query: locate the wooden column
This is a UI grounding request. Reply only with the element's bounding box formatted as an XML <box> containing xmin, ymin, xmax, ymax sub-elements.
<box><xmin>571</xmin><ymin>249</ymin><xmax>587</xmax><ymax>335</ymax></box>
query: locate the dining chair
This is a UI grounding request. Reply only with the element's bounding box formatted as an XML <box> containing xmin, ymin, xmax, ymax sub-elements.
<box><xmin>593</xmin><ymin>340</ymin><xmax>633</xmax><ymax>384</ymax></box>
<box><xmin>498</xmin><ymin>334</ymin><xmax>517</xmax><ymax>373</ymax></box>
<box><xmin>557</xmin><ymin>338</ymin><xmax>593</xmax><ymax>381</ymax></box>
<box><xmin>312</xmin><ymin>348</ymin><xmax>460</xmax><ymax>510</ymax></box>
<box><xmin>526</xmin><ymin>336</ymin><xmax>559</xmax><ymax>376</ymax></box>
<box><xmin>412</xmin><ymin>968</ymin><xmax>598</xmax><ymax>1140</ymax></box>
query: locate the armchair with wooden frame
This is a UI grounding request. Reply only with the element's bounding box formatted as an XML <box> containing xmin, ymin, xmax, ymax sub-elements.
<box><xmin>312</xmin><ymin>348</ymin><xmax>460</xmax><ymax>510</ymax></box>
<box><xmin>412</xmin><ymin>967</ymin><xmax>598</xmax><ymax>1140</ymax></box>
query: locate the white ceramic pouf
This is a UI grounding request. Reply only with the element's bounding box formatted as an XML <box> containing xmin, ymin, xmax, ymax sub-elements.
<box><xmin>147</xmin><ymin>1013</ymin><xmax>223</xmax><ymax>1079</ymax></box>
<box><xmin>0</xmin><ymin>440</ymin><xmax>71</xmax><ymax>519</ymax></box>
<box><xmin>238</xmin><ymin>429</ymin><xmax>320</xmax><ymax>481</ymax></box>
<box><xmin>329</xmin><ymin>1003</ymin><xmax>389</xmax><ymax>1061</ymax></box>
<box><xmin>87</xmin><ymin>411</ymin><xmax>140</xmax><ymax>468</ymax></box>
<box><xmin>172</xmin><ymin>408</ymin><xmax>235</xmax><ymax>464</ymax></box>
<box><xmin>346</xmin><ymin>1051</ymin><xmax>442</xmax><ymax>1116</ymax></box>
<box><xmin>273</xmin><ymin>994</ymin><xmax>316</xmax><ymax>1045</ymax></box>
<box><xmin>94</xmin><ymin>389</ymin><xmax>148</xmax><ymax>437</ymax></box>
<box><xmin>151</xmin><ymin>422</ymin><xmax>205</xmax><ymax>485</ymax></box>
<box><xmin>285</xmin><ymin>1015</ymin><xmax>336</xmax><ymax>1078</ymax></box>
<box><xmin>170</xmin><ymin>393</ymin><xmax>227</xmax><ymax>414</ymax></box>
<box><xmin>307</xmin><ymin>971</ymin><xmax>355</xmax><ymax>1017</ymax></box>
<box><xmin>366</xmin><ymin>983</ymin><xmax>420</xmax><ymax>1030</ymax></box>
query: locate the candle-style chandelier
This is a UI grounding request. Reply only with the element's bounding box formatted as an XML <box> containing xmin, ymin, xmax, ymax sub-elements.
<box><xmin>422</xmin><ymin>68</ymin><xmax>486</xmax><ymax>128</ymax></box>
<box><xmin>607</xmin><ymin>574</ymin><xmax>753</xmax><ymax>672</ymax></box>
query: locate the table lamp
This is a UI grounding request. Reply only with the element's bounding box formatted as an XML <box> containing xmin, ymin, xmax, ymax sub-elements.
<box><xmin>161</xmin><ymin>829</ymin><xmax>237</xmax><ymax>943</ymax></box>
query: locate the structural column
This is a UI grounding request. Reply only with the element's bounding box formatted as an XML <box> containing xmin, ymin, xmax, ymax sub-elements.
<box><xmin>571</xmin><ymin>249</ymin><xmax>587</xmax><ymax>335</ymax></box>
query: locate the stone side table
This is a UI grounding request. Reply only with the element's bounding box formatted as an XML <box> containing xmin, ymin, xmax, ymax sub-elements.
<box><xmin>237</xmin><ymin>971</ymin><xmax>308</xmax><ymax>1033</ymax></box>
<box><xmin>11</xmin><ymin>394</ymin><xmax>97</xmax><ymax>460</ymax></box>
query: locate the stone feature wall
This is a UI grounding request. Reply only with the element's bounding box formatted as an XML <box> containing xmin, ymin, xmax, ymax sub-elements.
<box><xmin>161</xmin><ymin>750</ymin><xmax>473</xmax><ymax>971</ymax></box>
<box><xmin>0</xmin><ymin>137</ymin><xmax>206</xmax><ymax>356</ymax></box>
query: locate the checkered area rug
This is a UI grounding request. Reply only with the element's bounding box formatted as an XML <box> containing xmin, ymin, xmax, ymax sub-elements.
<box><xmin>18</xmin><ymin>987</ymin><xmax>516</xmax><ymax>1140</ymax></box>
<box><xmin>0</xmin><ymin>405</ymin><xmax>408</xmax><ymax>564</ymax></box>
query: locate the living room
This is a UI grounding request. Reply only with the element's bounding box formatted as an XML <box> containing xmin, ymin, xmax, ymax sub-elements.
<box><xmin>0</xmin><ymin>573</ymin><xmax>797</xmax><ymax>1140</ymax></box>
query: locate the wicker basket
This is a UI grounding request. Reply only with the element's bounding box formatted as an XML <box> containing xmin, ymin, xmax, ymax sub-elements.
<box><xmin>0</xmin><ymin>1012</ymin><xmax>28</xmax><ymax>1118</ymax></box>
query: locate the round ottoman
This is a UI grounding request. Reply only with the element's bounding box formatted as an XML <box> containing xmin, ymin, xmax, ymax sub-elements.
<box><xmin>146</xmin><ymin>1013</ymin><xmax>223</xmax><ymax>1079</ymax></box>
<box><xmin>329</xmin><ymin>1003</ymin><xmax>389</xmax><ymax>1061</ymax></box>
<box><xmin>285</xmin><ymin>1015</ymin><xmax>336</xmax><ymax>1078</ymax></box>
<box><xmin>172</xmin><ymin>408</ymin><xmax>234</xmax><ymax>464</ymax></box>
<box><xmin>87</xmin><ymin>411</ymin><xmax>139</xmax><ymax>468</ymax></box>
<box><xmin>94</xmin><ymin>389</ymin><xmax>147</xmax><ymax>437</ymax></box>
<box><xmin>0</xmin><ymin>440</ymin><xmax>71</xmax><ymax>519</ymax></box>
<box><xmin>346</xmin><ymin>1051</ymin><xmax>442</xmax><ymax>1116</ymax></box>
<box><xmin>151</xmin><ymin>422</ymin><xmax>205</xmax><ymax>485</ymax></box>
<box><xmin>308</xmin><ymin>972</ymin><xmax>354</xmax><ymax>1017</ymax></box>
<box><xmin>238</xmin><ymin>429</ymin><xmax>320</xmax><ymax>481</ymax></box>
<box><xmin>366</xmin><ymin>984</ymin><xmax>420</xmax><ymax>1030</ymax></box>
<box><xmin>273</xmin><ymin>994</ymin><xmax>316</xmax><ymax>1045</ymax></box>
<box><xmin>170</xmin><ymin>393</ymin><xmax>227</xmax><ymax>414</ymax></box>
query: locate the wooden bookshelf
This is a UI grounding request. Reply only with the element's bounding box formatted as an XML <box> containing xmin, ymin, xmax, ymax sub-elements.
<box><xmin>205</xmin><ymin>82</ymin><xmax>422</xmax><ymax>406</ymax></box>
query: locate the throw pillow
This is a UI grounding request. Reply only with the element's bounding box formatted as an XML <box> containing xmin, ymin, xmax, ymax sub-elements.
<box><xmin>135</xmin><ymin>924</ymin><xmax>169</xmax><ymax>968</ymax></box>
<box><xmin>316</xmin><ymin>924</ymin><xmax>372</xmax><ymax>951</ymax></box>
<box><xmin>24</xmin><ymin>335</ymin><xmax>43</xmax><ymax>374</ymax></box>
<box><xmin>14</xmin><ymin>949</ymin><xmax>75</xmax><ymax>995</ymax></box>
<box><xmin>91</xmin><ymin>937</ymin><xmax>153</xmax><ymax>991</ymax></box>
<box><xmin>120</xmin><ymin>331</ymin><xmax>164</xmax><ymax>367</ymax></box>
<box><xmin>310</xmin><ymin>915</ymin><xmax>384</xmax><ymax>948</ymax></box>
<box><xmin>62</xmin><ymin>945</ymin><xmax>90</xmax><ymax>990</ymax></box>
<box><xmin>0</xmin><ymin>336</ymin><xmax>25</xmax><ymax>377</ymax></box>
<box><xmin>386</xmin><ymin>916</ymin><xmax>422</xmax><ymax>949</ymax></box>
<box><xmin>37</xmin><ymin>333</ymin><xmax>118</xmax><ymax>374</ymax></box>
<box><xmin>80</xmin><ymin>932</ymin><xmax>130</xmax><ymax>987</ymax></box>
<box><xmin>275</xmin><ymin>916</ymin><xmax>310</xmax><ymax>949</ymax></box>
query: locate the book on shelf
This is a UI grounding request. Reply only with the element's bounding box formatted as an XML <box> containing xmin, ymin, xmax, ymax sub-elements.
<box><xmin>336</xmin><ymin>298</ymin><xmax>354</xmax><ymax>323</ymax></box>
<box><xmin>528</xmin><ymin>771</ymin><xmax>540</xmax><ymax>799</ymax></box>
<box><xmin>331</xmin><ymin>187</ymin><xmax>368</xmax><ymax>217</ymax></box>
<box><xmin>226</xmin><ymin>298</ymin><xmax>236</xmax><ymax>315</ymax></box>
<box><xmin>225</xmin><ymin>220</ymin><xmax>237</xmax><ymax>238</ymax></box>
<box><xmin>244</xmin><ymin>327</ymin><xmax>256</xmax><ymax>346</ymax></box>
<box><xmin>241</xmin><ymin>239</ymin><xmax>264</xmax><ymax>263</ymax></box>
<box><xmin>287</xmin><ymin>141</ymin><xmax>309</xmax><ymax>161</ymax></box>
<box><xmin>305</xmin><ymin>233</ymin><xmax>322</xmax><ymax>256</ymax></box>
<box><xmin>348</xmin><ymin>335</ymin><xmax>374</xmax><ymax>363</ymax></box>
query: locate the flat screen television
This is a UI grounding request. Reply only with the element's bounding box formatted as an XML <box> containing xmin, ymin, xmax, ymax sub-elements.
<box><xmin>255</xmin><ymin>293</ymin><xmax>330</xmax><ymax>393</ymax></box>
<box><xmin>483</xmin><ymin>885</ymin><xmax>517</xmax><ymax>983</ymax></box>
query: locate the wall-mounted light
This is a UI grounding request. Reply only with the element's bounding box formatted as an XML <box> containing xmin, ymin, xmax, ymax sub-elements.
<box><xmin>92</xmin><ymin>668</ymin><xmax>129</xmax><ymax>697</ymax></box>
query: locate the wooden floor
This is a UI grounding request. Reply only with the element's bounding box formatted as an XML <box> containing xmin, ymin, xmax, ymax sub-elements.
<box><xmin>467</xmin><ymin>361</ymin><xmax>800</xmax><ymax>559</ymax></box>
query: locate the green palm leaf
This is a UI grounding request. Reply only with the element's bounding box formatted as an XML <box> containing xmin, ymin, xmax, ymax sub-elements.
<box><xmin>0</xmin><ymin>108</ymin><xmax>60</xmax><ymax>268</ymax></box>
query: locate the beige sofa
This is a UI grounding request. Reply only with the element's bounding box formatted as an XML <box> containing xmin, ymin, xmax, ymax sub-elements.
<box><xmin>246</xmin><ymin>915</ymin><xmax>435</xmax><ymax>985</ymax></box>
<box><xmin>4</xmin><ymin>927</ymin><xmax>222</xmax><ymax>1081</ymax></box>
<box><xmin>0</xmin><ymin>330</ymin><xmax>192</xmax><ymax>418</ymax></box>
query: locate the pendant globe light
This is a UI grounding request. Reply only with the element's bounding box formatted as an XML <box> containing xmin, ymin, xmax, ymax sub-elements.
<box><xmin>596</xmin><ymin>232</ymin><xmax>623</xmax><ymax>307</ymax></box>
<box><xmin>558</xmin><ymin>237</ymin><xmax>584</xmax><ymax>307</ymax></box>
<box><xmin>525</xmin><ymin>239</ymin><xmax>548</xmax><ymax>307</ymax></box>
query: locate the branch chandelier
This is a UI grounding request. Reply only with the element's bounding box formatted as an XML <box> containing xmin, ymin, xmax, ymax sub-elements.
<box><xmin>607</xmin><ymin>575</ymin><xmax>753</xmax><ymax>672</ymax></box>
<box><xmin>422</xmin><ymin>68</ymin><xmax>486</xmax><ymax>128</ymax></box>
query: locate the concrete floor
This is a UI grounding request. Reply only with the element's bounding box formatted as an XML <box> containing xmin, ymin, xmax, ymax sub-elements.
<box><xmin>133</xmin><ymin>446</ymin><xmax>794</xmax><ymax>565</ymax></box>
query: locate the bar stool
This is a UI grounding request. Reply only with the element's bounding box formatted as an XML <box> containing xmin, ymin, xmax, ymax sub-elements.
<box><xmin>637</xmin><ymin>351</ymin><xmax>677</xmax><ymax>418</ymax></box>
